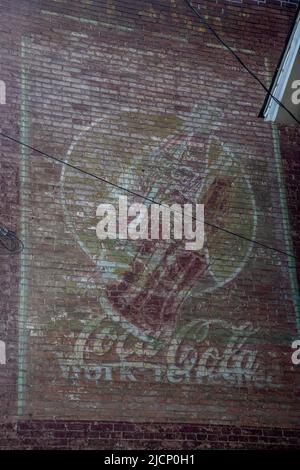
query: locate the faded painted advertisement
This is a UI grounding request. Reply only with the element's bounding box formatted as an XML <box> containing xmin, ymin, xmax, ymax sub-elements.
<box><xmin>18</xmin><ymin>28</ymin><xmax>299</xmax><ymax>425</ymax></box>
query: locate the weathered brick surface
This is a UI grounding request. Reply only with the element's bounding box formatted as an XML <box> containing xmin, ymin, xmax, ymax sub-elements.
<box><xmin>278</xmin><ymin>125</ymin><xmax>300</xmax><ymax>283</ymax></box>
<box><xmin>0</xmin><ymin>0</ymin><xmax>299</xmax><ymax>449</ymax></box>
<box><xmin>0</xmin><ymin>420</ymin><xmax>300</xmax><ymax>449</ymax></box>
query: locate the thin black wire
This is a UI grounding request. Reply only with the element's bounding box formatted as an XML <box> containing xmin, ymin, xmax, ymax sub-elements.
<box><xmin>184</xmin><ymin>0</ymin><xmax>300</xmax><ymax>125</ymax></box>
<box><xmin>0</xmin><ymin>130</ymin><xmax>297</xmax><ymax>261</ymax></box>
<box><xmin>0</xmin><ymin>226</ymin><xmax>24</xmax><ymax>253</ymax></box>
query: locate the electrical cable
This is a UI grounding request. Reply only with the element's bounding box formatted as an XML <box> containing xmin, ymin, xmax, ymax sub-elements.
<box><xmin>0</xmin><ymin>226</ymin><xmax>24</xmax><ymax>253</ymax></box>
<box><xmin>183</xmin><ymin>0</ymin><xmax>300</xmax><ymax>125</ymax></box>
<box><xmin>0</xmin><ymin>130</ymin><xmax>297</xmax><ymax>261</ymax></box>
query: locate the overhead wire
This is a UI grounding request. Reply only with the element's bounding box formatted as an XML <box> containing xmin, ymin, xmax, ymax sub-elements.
<box><xmin>183</xmin><ymin>0</ymin><xmax>300</xmax><ymax>125</ymax></box>
<box><xmin>0</xmin><ymin>130</ymin><xmax>297</xmax><ymax>261</ymax></box>
<box><xmin>0</xmin><ymin>226</ymin><xmax>24</xmax><ymax>253</ymax></box>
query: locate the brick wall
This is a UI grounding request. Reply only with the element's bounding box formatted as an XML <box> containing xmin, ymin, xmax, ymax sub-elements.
<box><xmin>0</xmin><ymin>0</ymin><xmax>299</xmax><ymax>449</ymax></box>
<box><xmin>1</xmin><ymin>420</ymin><xmax>300</xmax><ymax>450</ymax></box>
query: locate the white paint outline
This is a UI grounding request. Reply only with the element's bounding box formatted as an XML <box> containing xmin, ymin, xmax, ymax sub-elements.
<box><xmin>61</xmin><ymin>112</ymin><xmax>257</xmax><ymax>344</ymax></box>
